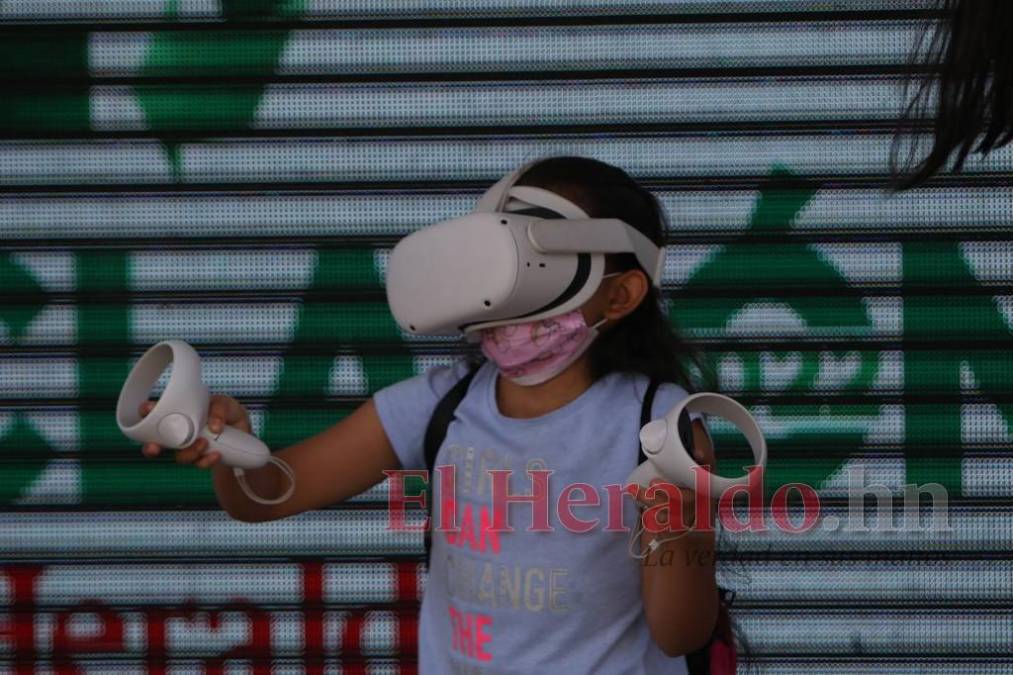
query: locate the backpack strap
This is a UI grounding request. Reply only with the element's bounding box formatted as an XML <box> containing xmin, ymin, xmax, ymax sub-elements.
<box><xmin>422</xmin><ymin>360</ymin><xmax>483</xmax><ymax>563</ymax></box>
<box><xmin>638</xmin><ymin>378</ymin><xmax>661</xmax><ymax>467</ymax></box>
<box><xmin>639</xmin><ymin>377</ymin><xmax>696</xmax><ymax>465</ymax></box>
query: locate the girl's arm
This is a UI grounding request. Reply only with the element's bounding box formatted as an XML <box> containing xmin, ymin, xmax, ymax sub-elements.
<box><xmin>141</xmin><ymin>394</ymin><xmax>401</xmax><ymax>523</ymax></box>
<box><xmin>212</xmin><ymin>396</ymin><xmax>400</xmax><ymax>522</ymax></box>
<box><xmin>635</xmin><ymin>419</ymin><xmax>721</xmax><ymax>657</ymax></box>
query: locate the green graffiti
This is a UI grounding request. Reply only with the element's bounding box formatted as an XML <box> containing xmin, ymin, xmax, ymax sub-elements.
<box><xmin>0</xmin><ymin>256</ymin><xmax>57</xmax><ymax>503</ymax></box>
<box><xmin>220</xmin><ymin>0</ymin><xmax>305</xmax><ymax>18</ymax></box>
<box><xmin>0</xmin><ymin>25</ymin><xmax>90</xmax><ymax>132</ymax></box>
<box><xmin>2</xmin><ymin>164</ymin><xmax>1007</xmax><ymax>505</ymax></box>
<box><xmin>260</xmin><ymin>249</ymin><xmax>416</xmax><ymax>449</ymax></box>
<box><xmin>0</xmin><ymin>415</ymin><xmax>56</xmax><ymax>503</ymax></box>
<box><xmin>135</xmin><ymin>0</ymin><xmax>307</xmax><ymax>179</ymax></box>
<box><xmin>904</xmin><ymin>241</ymin><xmax>1013</xmax><ymax>492</ymax></box>
<box><xmin>0</xmin><ymin>255</ymin><xmax>45</xmax><ymax>339</ymax></box>
<box><xmin>76</xmin><ymin>251</ymin><xmax>135</xmax><ymax>501</ymax></box>
<box><xmin>672</xmin><ymin>166</ymin><xmax>878</xmax><ymax>491</ymax></box>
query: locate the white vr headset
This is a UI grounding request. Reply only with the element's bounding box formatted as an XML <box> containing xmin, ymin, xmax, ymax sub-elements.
<box><xmin>385</xmin><ymin>159</ymin><xmax>667</xmax><ymax>342</ymax></box>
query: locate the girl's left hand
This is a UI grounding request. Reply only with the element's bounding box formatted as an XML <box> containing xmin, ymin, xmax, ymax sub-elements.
<box><xmin>632</xmin><ymin>419</ymin><xmax>716</xmax><ymax>531</ymax></box>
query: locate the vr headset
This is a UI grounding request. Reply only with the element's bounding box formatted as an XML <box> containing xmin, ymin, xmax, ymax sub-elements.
<box><xmin>385</xmin><ymin>158</ymin><xmax>666</xmax><ymax>343</ymax></box>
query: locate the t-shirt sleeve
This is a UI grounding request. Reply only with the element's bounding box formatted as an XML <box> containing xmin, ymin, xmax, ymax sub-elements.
<box><xmin>372</xmin><ymin>358</ymin><xmax>476</xmax><ymax>470</ymax></box>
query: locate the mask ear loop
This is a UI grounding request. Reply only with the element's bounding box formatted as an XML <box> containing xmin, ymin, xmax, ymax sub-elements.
<box><xmin>232</xmin><ymin>456</ymin><xmax>296</xmax><ymax>505</ymax></box>
<box><xmin>592</xmin><ymin>270</ymin><xmax>625</xmax><ymax>331</ymax></box>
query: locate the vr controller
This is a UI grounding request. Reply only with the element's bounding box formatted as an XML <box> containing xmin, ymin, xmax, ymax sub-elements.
<box><xmin>628</xmin><ymin>392</ymin><xmax>767</xmax><ymax>498</ymax></box>
<box><xmin>116</xmin><ymin>339</ymin><xmax>293</xmax><ymax>504</ymax></box>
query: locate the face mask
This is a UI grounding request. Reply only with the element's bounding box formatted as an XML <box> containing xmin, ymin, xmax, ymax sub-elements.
<box><xmin>479</xmin><ymin>273</ymin><xmax>621</xmax><ymax>386</ymax></box>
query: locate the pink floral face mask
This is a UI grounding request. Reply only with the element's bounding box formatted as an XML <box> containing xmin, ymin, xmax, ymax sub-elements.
<box><xmin>478</xmin><ymin>274</ymin><xmax>619</xmax><ymax>386</ymax></box>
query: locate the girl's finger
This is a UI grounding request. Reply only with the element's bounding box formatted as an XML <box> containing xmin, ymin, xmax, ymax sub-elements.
<box><xmin>634</xmin><ymin>487</ymin><xmax>673</xmax><ymax>509</ymax></box>
<box><xmin>175</xmin><ymin>445</ymin><xmax>205</xmax><ymax>465</ymax></box>
<box><xmin>631</xmin><ymin>486</ymin><xmax>653</xmax><ymax>507</ymax></box>
<box><xmin>180</xmin><ymin>438</ymin><xmax>209</xmax><ymax>455</ymax></box>
<box><xmin>208</xmin><ymin>395</ymin><xmax>238</xmax><ymax>432</ymax></box>
<box><xmin>207</xmin><ymin>398</ymin><xmax>228</xmax><ymax>433</ymax></box>
<box><xmin>633</xmin><ymin>492</ymin><xmax>654</xmax><ymax>508</ymax></box>
<box><xmin>141</xmin><ymin>443</ymin><xmax>161</xmax><ymax>458</ymax></box>
<box><xmin>678</xmin><ymin>488</ymin><xmax>700</xmax><ymax>507</ymax></box>
<box><xmin>195</xmin><ymin>451</ymin><xmax>220</xmax><ymax>469</ymax></box>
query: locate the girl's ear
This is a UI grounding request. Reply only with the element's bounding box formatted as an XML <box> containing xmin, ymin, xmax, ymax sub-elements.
<box><xmin>605</xmin><ymin>269</ymin><xmax>649</xmax><ymax>321</ymax></box>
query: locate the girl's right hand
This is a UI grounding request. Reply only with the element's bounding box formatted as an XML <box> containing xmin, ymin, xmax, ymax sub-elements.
<box><xmin>138</xmin><ymin>394</ymin><xmax>252</xmax><ymax>470</ymax></box>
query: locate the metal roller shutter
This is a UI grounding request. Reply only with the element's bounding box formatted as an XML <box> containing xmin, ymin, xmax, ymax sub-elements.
<box><xmin>1</xmin><ymin>0</ymin><xmax>1011</xmax><ymax>672</ymax></box>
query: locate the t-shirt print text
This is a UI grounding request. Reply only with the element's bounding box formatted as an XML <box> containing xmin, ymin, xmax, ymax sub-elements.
<box><xmin>437</xmin><ymin>442</ymin><xmax>571</xmax><ymax>666</ymax></box>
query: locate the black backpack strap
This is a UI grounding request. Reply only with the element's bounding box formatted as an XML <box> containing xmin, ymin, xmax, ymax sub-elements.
<box><xmin>638</xmin><ymin>378</ymin><xmax>662</xmax><ymax>466</ymax></box>
<box><xmin>639</xmin><ymin>377</ymin><xmax>695</xmax><ymax>465</ymax></box>
<box><xmin>422</xmin><ymin>360</ymin><xmax>483</xmax><ymax>563</ymax></box>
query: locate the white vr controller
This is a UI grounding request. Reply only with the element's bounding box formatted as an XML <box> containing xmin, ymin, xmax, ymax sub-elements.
<box><xmin>627</xmin><ymin>392</ymin><xmax>767</xmax><ymax>498</ymax></box>
<box><xmin>116</xmin><ymin>339</ymin><xmax>294</xmax><ymax>504</ymax></box>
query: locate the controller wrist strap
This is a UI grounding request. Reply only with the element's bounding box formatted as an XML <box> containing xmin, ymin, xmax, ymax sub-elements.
<box><xmin>232</xmin><ymin>456</ymin><xmax>296</xmax><ymax>505</ymax></box>
<box><xmin>628</xmin><ymin>504</ymin><xmax>692</xmax><ymax>559</ymax></box>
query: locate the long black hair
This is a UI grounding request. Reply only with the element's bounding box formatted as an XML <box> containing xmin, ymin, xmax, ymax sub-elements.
<box><xmin>891</xmin><ymin>0</ymin><xmax>1013</xmax><ymax>189</ymax></box>
<box><xmin>463</xmin><ymin>155</ymin><xmax>750</xmax><ymax>669</ymax></box>
<box><xmin>506</xmin><ymin>155</ymin><xmax>717</xmax><ymax>394</ymax></box>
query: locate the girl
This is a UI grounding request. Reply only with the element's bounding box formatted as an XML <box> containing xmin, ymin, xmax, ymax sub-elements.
<box><xmin>140</xmin><ymin>155</ymin><xmax>723</xmax><ymax>674</ymax></box>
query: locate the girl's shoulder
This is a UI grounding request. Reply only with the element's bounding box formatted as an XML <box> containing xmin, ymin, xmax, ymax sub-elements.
<box><xmin>372</xmin><ymin>357</ymin><xmax>483</xmax><ymax>470</ymax></box>
<box><xmin>623</xmin><ymin>371</ymin><xmax>703</xmax><ymax>424</ymax></box>
<box><xmin>624</xmin><ymin>370</ymin><xmax>693</xmax><ymax>406</ymax></box>
<box><xmin>388</xmin><ymin>356</ymin><xmax>481</xmax><ymax>402</ymax></box>
<box><xmin>427</xmin><ymin>356</ymin><xmax>483</xmax><ymax>396</ymax></box>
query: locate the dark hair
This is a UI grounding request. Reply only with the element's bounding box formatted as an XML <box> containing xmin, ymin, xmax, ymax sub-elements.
<box><xmin>508</xmin><ymin>155</ymin><xmax>716</xmax><ymax>394</ymax></box>
<box><xmin>891</xmin><ymin>0</ymin><xmax>1013</xmax><ymax>189</ymax></box>
<box><xmin>515</xmin><ymin>155</ymin><xmax>749</xmax><ymax>670</ymax></box>
<box><xmin>470</xmin><ymin>155</ymin><xmax>750</xmax><ymax>669</ymax></box>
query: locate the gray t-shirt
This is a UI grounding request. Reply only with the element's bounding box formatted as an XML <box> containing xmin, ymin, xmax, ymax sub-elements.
<box><xmin>374</xmin><ymin>358</ymin><xmax>706</xmax><ymax>674</ymax></box>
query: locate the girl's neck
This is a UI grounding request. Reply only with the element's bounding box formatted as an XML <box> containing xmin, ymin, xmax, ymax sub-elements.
<box><xmin>493</xmin><ymin>356</ymin><xmax>595</xmax><ymax>419</ymax></box>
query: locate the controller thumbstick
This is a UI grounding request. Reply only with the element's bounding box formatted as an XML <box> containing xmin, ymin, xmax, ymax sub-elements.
<box><xmin>157</xmin><ymin>413</ymin><xmax>194</xmax><ymax>448</ymax></box>
<box><xmin>639</xmin><ymin>419</ymin><xmax>667</xmax><ymax>455</ymax></box>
